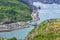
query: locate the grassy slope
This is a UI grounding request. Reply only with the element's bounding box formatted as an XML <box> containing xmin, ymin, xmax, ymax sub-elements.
<box><xmin>25</xmin><ymin>18</ymin><xmax>60</xmax><ymax>40</ymax></box>
<box><xmin>0</xmin><ymin>37</ymin><xmax>17</xmax><ymax>40</ymax></box>
<box><xmin>0</xmin><ymin>0</ymin><xmax>32</xmax><ymax>22</ymax></box>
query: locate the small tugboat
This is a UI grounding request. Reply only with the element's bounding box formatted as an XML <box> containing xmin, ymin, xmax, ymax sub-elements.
<box><xmin>27</xmin><ymin>10</ymin><xmax>40</xmax><ymax>26</ymax></box>
<box><xmin>38</xmin><ymin>6</ymin><xmax>41</xmax><ymax>9</ymax></box>
<box><xmin>31</xmin><ymin>10</ymin><xmax>40</xmax><ymax>21</ymax></box>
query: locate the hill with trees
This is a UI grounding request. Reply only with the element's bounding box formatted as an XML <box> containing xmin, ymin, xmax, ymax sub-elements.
<box><xmin>0</xmin><ymin>0</ymin><xmax>32</xmax><ymax>23</ymax></box>
<box><xmin>25</xmin><ymin>18</ymin><xmax>60</xmax><ymax>40</ymax></box>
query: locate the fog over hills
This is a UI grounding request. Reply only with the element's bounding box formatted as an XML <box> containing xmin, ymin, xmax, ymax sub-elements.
<box><xmin>18</xmin><ymin>0</ymin><xmax>60</xmax><ymax>5</ymax></box>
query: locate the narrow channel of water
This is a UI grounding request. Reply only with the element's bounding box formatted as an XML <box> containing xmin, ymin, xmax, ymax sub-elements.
<box><xmin>0</xmin><ymin>2</ymin><xmax>60</xmax><ymax>40</ymax></box>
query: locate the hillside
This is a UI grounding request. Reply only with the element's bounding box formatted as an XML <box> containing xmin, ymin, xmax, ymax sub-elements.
<box><xmin>25</xmin><ymin>18</ymin><xmax>60</xmax><ymax>40</ymax></box>
<box><xmin>0</xmin><ymin>0</ymin><xmax>32</xmax><ymax>23</ymax></box>
<box><xmin>0</xmin><ymin>37</ymin><xmax>17</xmax><ymax>40</ymax></box>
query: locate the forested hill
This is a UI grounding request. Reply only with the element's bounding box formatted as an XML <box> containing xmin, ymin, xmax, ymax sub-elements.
<box><xmin>25</xmin><ymin>18</ymin><xmax>60</xmax><ymax>40</ymax></box>
<box><xmin>0</xmin><ymin>0</ymin><xmax>32</xmax><ymax>23</ymax></box>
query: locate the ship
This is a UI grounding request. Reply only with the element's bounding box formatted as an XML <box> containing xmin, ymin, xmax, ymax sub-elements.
<box><xmin>27</xmin><ymin>10</ymin><xmax>40</xmax><ymax>26</ymax></box>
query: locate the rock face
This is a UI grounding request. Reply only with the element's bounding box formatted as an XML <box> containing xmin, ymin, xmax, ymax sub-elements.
<box><xmin>25</xmin><ymin>18</ymin><xmax>60</xmax><ymax>40</ymax></box>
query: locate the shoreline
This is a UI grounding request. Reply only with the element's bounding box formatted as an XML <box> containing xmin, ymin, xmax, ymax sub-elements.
<box><xmin>0</xmin><ymin>9</ymin><xmax>40</xmax><ymax>32</ymax></box>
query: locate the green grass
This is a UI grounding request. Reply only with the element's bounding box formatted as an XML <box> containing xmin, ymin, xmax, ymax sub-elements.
<box><xmin>0</xmin><ymin>0</ymin><xmax>32</xmax><ymax>22</ymax></box>
<box><xmin>0</xmin><ymin>37</ymin><xmax>17</xmax><ymax>40</ymax></box>
<box><xmin>25</xmin><ymin>18</ymin><xmax>60</xmax><ymax>40</ymax></box>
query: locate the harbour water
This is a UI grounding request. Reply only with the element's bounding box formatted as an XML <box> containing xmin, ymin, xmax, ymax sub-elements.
<box><xmin>0</xmin><ymin>2</ymin><xmax>60</xmax><ymax>40</ymax></box>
